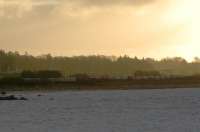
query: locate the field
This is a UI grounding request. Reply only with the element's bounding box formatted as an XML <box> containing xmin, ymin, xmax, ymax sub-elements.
<box><xmin>1</xmin><ymin>88</ymin><xmax>200</xmax><ymax>132</ymax></box>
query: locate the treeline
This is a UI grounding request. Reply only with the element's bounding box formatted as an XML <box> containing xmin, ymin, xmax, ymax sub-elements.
<box><xmin>1</xmin><ymin>49</ymin><xmax>200</xmax><ymax>76</ymax></box>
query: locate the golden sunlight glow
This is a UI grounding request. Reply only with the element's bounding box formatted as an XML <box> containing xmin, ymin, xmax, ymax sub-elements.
<box><xmin>165</xmin><ymin>0</ymin><xmax>200</xmax><ymax>61</ymax></box>
<box><xmin>1</xmin><ymin>0</ymin><xmax>200</xmax><ymax>61</ymax></box>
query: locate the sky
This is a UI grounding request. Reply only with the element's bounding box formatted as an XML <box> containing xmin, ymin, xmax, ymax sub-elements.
<box><xmin>0</xmin><ymin>0</ymin><xmax>199</xmax><ymax>61</ymax></box>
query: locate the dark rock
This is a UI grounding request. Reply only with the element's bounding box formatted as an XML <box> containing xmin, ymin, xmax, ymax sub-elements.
<box><xmin>37</xmin><ymin>94</ymin><xmax>42</xmax><ymax>97</ymax></box>
<box><xmin>0</xmin><ymin>95</ymin><xmax>28</xmax><ymax>101</ymax></box>
<box><xmin>19</xmin><ymin>97</ymin><xmax>28</xmax><ymax>101</ymax></box>
<box><xmin>1</xmin><ymin>91</ymin><xmax>6</xmax><ymax>95</ymax></box>
<box><xmin>0</xmin><ymin>95</ymin><xmax>18</xmax><ymax>100</ymax></box>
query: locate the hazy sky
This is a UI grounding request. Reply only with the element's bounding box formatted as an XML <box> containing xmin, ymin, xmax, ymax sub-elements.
<box><xmin>0</xmin><ymin>0</ymin><xmax>199</xmax><ymax>60</ymax></box>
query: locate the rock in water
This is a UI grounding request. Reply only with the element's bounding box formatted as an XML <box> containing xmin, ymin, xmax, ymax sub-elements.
<box><xmin>19</xmin><ymin>97</ymin><xmax>28</xmax><ymax>101</ymax></box>
<box><xmin>1</xmin><ymin>91</ymin><xmax>6</xmax><ymax>95</ymax></box>
<box><xmin>0</xmin><ymin>95</ymin><xmax>28</xmax><ymax>101</ymax></box>
<box><xmin>0</xmin><ymin>95</ymin><xmax>18</xmax><ymax>100</ymax></box>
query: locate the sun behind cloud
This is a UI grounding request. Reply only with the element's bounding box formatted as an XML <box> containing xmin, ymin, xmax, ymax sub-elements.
<box><xmin>163</xmin><ymin>0</ymin><xmax>200</xmax><ymax>61</ymax></box>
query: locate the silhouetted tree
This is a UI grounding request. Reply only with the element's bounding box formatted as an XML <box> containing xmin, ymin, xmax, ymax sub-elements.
<box><xmin>0</xmin><ymin>49</ymin><xmax>200</xmax><ymax>76</ymax></box>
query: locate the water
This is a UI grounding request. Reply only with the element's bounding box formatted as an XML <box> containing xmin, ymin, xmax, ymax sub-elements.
<box><xmin>1</xmin><ymin>88</ymin><xmax>200</xmax><ymax>132</ymax></box>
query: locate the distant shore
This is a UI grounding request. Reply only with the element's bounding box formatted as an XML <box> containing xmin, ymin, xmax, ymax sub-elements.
<box><xmin>2</xmin><ymin>75</ymin><xmax>200</xmax><ymax>91</ymax></box>
<box><xmin>1</xmin><ymin>83</ymin><xmax>200</xmax><ymax>92</ymax></box>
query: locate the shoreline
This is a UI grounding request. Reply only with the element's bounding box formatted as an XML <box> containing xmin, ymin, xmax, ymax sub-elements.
<box><xmin>1</xmin><ymin>84</ymin><xmax>200</xmax><ymax>92</ymax></box>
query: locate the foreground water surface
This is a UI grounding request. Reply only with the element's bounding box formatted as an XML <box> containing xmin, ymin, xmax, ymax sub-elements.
<box><xmin>1</xmin><ymin>88</ymin><xmax>200</xmax><ymax>132</ymax></box>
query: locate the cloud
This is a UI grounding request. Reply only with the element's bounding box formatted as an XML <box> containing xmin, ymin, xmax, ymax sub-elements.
<box><xmin>67</xmin><ymin>0</ymin><xmax>154</xmax><ymax>7</ymax></box>
<box><xmin>0</xmin><ymin>0</ymin><xmax>155</xmax><ymax>18</ymax></box>
<box><xmin>0</xmin><ymin>0</ymin><xmax>185</xmax><ymax>59</ymax></box>
<box><xmin>0</xmin><ymin>0</ymin><xmax>154</xmax><ymax>7</ymax></box>
<box><xmin>0</xmin><ymin>0</ymin><xmax>59</xmax><ymax>18</ymax></box>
